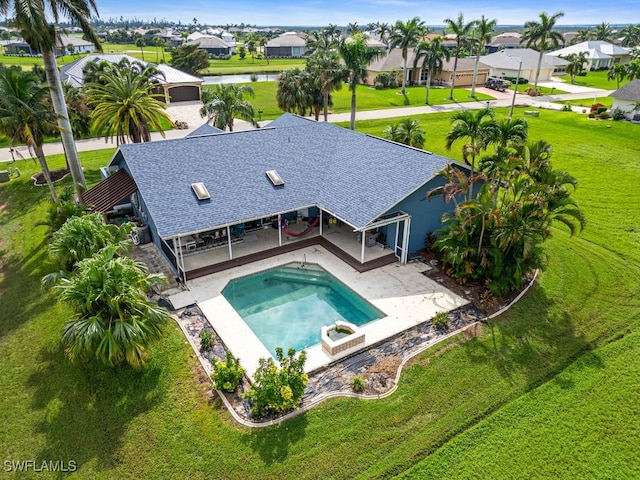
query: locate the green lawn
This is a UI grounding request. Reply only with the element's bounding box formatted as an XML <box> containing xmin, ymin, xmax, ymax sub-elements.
<box><xmin>206</xmin><ymin>82</ymin><xmax>494</xmax><ymax>121</ymax></box>
<box><xmin>559</xmin><ymin>69</ymin><xmax>627</xmax><ymax>90</ymax></box>
<box><xmin>1</xmin><ymin>109</ymin><xmax>639</xmax><ymax>478</ymax></box>
<box><xmin>556</xmin><ymin>96</ymin><xmax>614</xmax><ymax>109</ymax></box>
<box><xmin>203</xmin><ymin>57</ymin><xmax>305</xmax><ymax>74</ymax></box>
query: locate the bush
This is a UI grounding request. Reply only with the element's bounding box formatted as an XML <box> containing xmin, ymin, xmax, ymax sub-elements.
<box><xmin>599</xmin><ymin>111</ymin><xmax>610</xmax><ymax>119</ymax></box>
<box><xmin>525</xmin><ymin>87</ymin><xmax>540</xmax><ymax>96</ymax></box>
<box><xmin>596</xmin><ymin>106</ymin><xmax>608</xmax><ymax>115</ymax></box>
<box><xmin>561</xmin><ymin>104</ymin><xmax>572</xmax><ymax>112</ymax></box>
<box><xmin>375</xmin><ymin>72</ymin><xmax>391</xmax><ymax>88</ymax></box>
<box><xmin>243</xmin><ymin>347</ymin><xmax>308</xmax><ymax>417</ymax></box>
<box><xmin>591</xmin><ymin>102</ymin><xmax>604</xmax><ymax>112</ymax></box>
<box><xmin>588</xmin><ymin>112</ymin><xmax>596</xmax><ymax>119</ymax></box>
<box><xmin>503</xmin><ymin>76</ymin><xmax>528</xmax><ymax>85</ymax></box>
<box><xmin>351</xmin><ymin>376</ymin><xmax>365</xmax><ymax>393</ymax></box>
<box><xmin>432</xmin><ymin>311</ymin><xmax>449</xmax><ymax>330</ymax></box>
<box><xmin>212</xmin><ymin>350</ymin><xmax>244</xmax><ymax>392</ymax></box>
<box><xmin>612</xmin><ymin>108</ymin><xmax>626</xmax><ymax>121</ymax></box>
<box><xmin>199</xmin><ymin>329</ymin><xmax>214</xmax><ymax>351</ymax></box>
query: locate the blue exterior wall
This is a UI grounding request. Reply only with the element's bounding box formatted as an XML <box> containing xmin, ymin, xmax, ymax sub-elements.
<box><xmin>383</xmin><ymin>175</ymin><xmax>455</xmax><ymax>254</ymax></box>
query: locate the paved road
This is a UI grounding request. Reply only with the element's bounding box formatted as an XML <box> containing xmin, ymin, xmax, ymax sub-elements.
<box><xmin>0</xmin><ymin>84</ymin><xmax>611</xmax><ymax>164</ymax></box>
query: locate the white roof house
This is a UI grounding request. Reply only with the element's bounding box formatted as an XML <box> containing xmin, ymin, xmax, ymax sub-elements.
<box><xmin>480</xmin><ymin>48</ymin><xmax>569</xmax><ymax>82</ymax></box>
<box><xmin>548</xmin><ymin>41</ymin><xmax>631</xmax><ymax>70</ymax></box>
<box><xmin>609</xmin><ymin>79</ymin><xmax>640</xmax><ymax>120</ymax></box>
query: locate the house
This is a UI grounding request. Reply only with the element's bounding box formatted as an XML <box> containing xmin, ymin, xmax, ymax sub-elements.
<box><xmin>60</xmin><ymin>54</ymin><xmax>203</xmax><ymax>103</ymax></box>
<box><xmin>265</xmin><ymin>32</ymin><xmax>307</xmax><ymax>58</ymax></box>
<box><xmin>487</xmin><ymin>32</ymin><xmax>525</xmax><ymax>53</ymax></box>
<box><xmin>4</xmin><ymin>34</ymin><xmax>96</xmax><ymax>56</ymax></box>
<box><xmin>366</xmin><ymin>48</ymin><xmax>489</xmax><ymax>87</ymax></box>
<box><xmin>82</xmin><ymin>114</ymin><xmax>467</xmax><ymax>281</ymax></box>
<box><xmin>480</xmin><ymin>48</ymin><xmax>569</xmax><ymax>82</ymax></box>
<box><xmin>609</xmin><ymin>79</ymin><xmax>640</xmax><ymax>120</ymax></box>
<box><xmin>189</xmin><ymin>36</ymin><xmax>234</xmax><ymax>57</ymax></box>
<box><xmin>548</xmin><ymin>41</ymin><xmax>631</xmax><ymax>70</ymax></box>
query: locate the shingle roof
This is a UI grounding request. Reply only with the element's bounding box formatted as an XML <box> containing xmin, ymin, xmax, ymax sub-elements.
<box><xmin>609</xmin><ymin>79</ymin><xmax>640</xmax><ymax>100</ymax></box>
<box><xmin>368</xmin><ymin>48</ymin><xmax>488</xmax><ymax>72</ymax></box>
<box><xmin>267</xmin><ymin>33</ymin><xmax>307</xmax><ymax>47</ymax></box>
<box><xmin>59</xmin><ymin>54</ymin><xmax>202</xmax><ymax>88</ymax></box>
<box><xmin>481</xmin><ymin>48</ymin><xmax>567</xmax><ymax>70</ymax></box>
<box><xmin>111</xmin><ymin>114</ymin><xmax>454</xmax><ymax>238</ymax></box>
<box><xmin>189</xmin><ymin>36</ymin><xmax>231</xmax><ymax>48</ymax></box>
<box><xmin>185</xmin><ymin>123</ymin><xmax>224</xmax><ymax>137</ymax></box>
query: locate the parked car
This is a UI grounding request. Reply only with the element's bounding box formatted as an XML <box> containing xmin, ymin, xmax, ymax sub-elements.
<box><xmin>484</xmin><ymin>77</ymin><xmax>511</xmax><ymax>92</ymax></box>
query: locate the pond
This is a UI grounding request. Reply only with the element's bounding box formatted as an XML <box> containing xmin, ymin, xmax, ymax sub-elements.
<box><xmin>201</xmin><ymin>73</ymin><xmax>280</xmax><ymax>84</ymax></box>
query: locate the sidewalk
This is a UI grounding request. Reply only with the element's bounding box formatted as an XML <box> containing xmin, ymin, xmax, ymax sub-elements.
<box><xmin>0</xmin><ymin>86</ymin><xmax>613</xmax><ymax>164</ymax></box>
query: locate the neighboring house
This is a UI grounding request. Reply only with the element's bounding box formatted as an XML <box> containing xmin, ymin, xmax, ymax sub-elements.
<box><xmin>548</xmin><ymin>41</ymin><xmax>631</xmax><ymax>70</ymax></box>
<box><xmin>609</xmin><ymin>79</ymin><xmax>640</xmax><ymax>120</ymax></box>
<box><xmin>60</xmin><ymin>54</ymin><xmax>203</xmax><ymax>103</ymax></box>
<box><xmin>81</xmin><ymin>114</ymin><xmax>467</xmax><ymax>281</ymax></box>
<box><xmin>487</xmin><ymin>32</ymin><xmax>525</xmax><ymax>53</ymax></box>
<box><xmin>265</xmin><ymin>32</ymin><xmax>307</xmax><ymax>58</ymax></box>
<box><xmin>3</xmin><ymin>34</ymin><xmax>96</xmax><ymax>56</ymax></box>
<box><xmin>366</xmin><ymin>48</ymin><xmax>489</xmax><ymax>87</ymax></box>
<box><xmin>154</xmin><ymin>28</ymin><xmax>182</xmax><ymax>47</ymax></box>
<box><xmin>189</xmin><ymin>36</ymin><xmax>234</xmax><ymax>57</ymax></box>
<box><xmin>480</xmin><ymin>48</ymin><xmax>569</xmax><ymax>82</ymax></box>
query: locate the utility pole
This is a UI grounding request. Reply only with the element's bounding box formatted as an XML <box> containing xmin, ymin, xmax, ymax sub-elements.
<box><xmin>509</xmin><ymin>58</ymin><xmax>523</xmax><ymax>118</ymax></box>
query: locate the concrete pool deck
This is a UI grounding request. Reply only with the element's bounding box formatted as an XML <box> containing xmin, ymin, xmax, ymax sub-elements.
<box><xmin>176</xmin><ymin>245</ymin><xmax>468</xmax><ymax>377</ymax></box>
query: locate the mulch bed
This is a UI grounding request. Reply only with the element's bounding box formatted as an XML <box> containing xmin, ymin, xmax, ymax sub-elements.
<box><xmin>32</xmin><ymin>168</ymin><xmax>71</xmax><ymax>185</ymax></box>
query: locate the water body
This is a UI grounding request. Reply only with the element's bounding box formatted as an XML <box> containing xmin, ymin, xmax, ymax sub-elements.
<box><xmin>201</xmin><ymin>73</ymin><xmax>280</xmax><ymax>85</ymax></box>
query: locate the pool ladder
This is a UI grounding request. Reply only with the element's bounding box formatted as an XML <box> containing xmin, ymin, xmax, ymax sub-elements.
<box><xmin>299</xmin><ymin>254</ymin><xmax>307</xmax><ymax>269</ymax></box>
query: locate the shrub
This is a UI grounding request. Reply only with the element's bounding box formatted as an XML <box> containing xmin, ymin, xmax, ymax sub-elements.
<box><xmin>588</xmin><ymin>112</ymin><xmax>596</xmax><ymax>119</ymax></box>
<box><xmin>432</xmin><ymin>311</ymin><xmax>449</xmax><ymax>330</ymax></box>
<box><xmin>561</xmin><ymin>104</ymin><xmax>572</xmax><ymax>112</ymax></box>
<box><xmin>250</xmin><ymin>73</ymin><xmax>258</xmax><ymax>82</ymax></box>
<box><xmin>243</xmin><ymin>347</ymin><xmax>308</xmax><ymax>417</ymax></box>
<box><xmin>599</xmin><ymin>111</ymin><xmax>610</xmax><ymax>120</ymax></box>
<box><xmin>199</xmin><ymin>329</ymin><xmax>214</xmax><ymax>351</ymax></box>
<box><xmin>612</xmin><ymin>108</ymin><xmax>626</xmax><ymax>121</ymax></box>
<box><xmin>375</xmin><ymin>72</ymin><xmax>391</xmax><ymax>88</ymax></box>
<box><xmin>212</xmin><ymin>350</ymin><xmax>244</xmax><ymax>392</ymax></box>
<box><xmin>590</xmin><ymin>102</ymin><xmax>604</xmax><ymax>112</ymax></box>
<box><xmin>525</xmin><ymin>87</ymin><xmax>540</xmax><ymax>96</ymax></box>
<box><xmin>351</xmin><ymin>376</ymin><xmax>365</xmax><ymax>393</ymax></box>
<box><xmin>596</xmin><ymin>106</ymin><xmax>608</xmax><ymax>115</ymax></box>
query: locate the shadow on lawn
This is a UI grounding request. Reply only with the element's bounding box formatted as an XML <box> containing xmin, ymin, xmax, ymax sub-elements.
<box><xmin>27</xmin><ymin>345</ymin><xmax>162</xmax><ymax>472</ymax></box>
<box><xmin>461</xmin><ymin>282</ymin><xmax>603</xmax><ymax>390</ymax></box>
<box><xmin>243</xmin><ymin>414</ymin><xmax>309</xmax><ymax>465</ymax></box>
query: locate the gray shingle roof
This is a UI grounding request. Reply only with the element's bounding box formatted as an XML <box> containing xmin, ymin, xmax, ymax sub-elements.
<box><xmin>609</xmin><ymin>79</ymin><xmax>640</xmax><ymax>100</ymax></box>
<box><xmin>111</xmin><ymin>114</ymin><xmax>454</xmax><ymax>238</ymax></box>
<box><xmin>185</xmin><ymin>124</ymin><xmax>224</xmax><ymax>137</ymax></box>
<box><xmin>481</xmin><ymin>48</ymin><xmax>567</xmax><ymax>70</ymax></box>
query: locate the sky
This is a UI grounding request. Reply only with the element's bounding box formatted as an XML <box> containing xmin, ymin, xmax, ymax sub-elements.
<box><xmin>98</xmin><ymin>0</ymin><xmax>640</xmax><ymax>27</ymax></box>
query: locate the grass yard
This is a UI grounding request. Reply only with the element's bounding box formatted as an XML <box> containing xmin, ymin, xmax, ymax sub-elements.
<box><xmin>559</xmin><ymin>69</ymin><xmax>627</xmax><ymax>90</ymax></box>
<box><xmin>1</xmin><ymin>109</ymin><xmax>639</xmax><ymax>478</ymax></box>
<box><xmin>556</xmin><ymin>96</ymin><xmax>614</xmax><ymax>109</ymax></box>
<box><xmin>203</xmin><ymin>57</ymin><xmax>305</xmax><ymax>74</ymax></box>
<box><xmin>205</xmin><ymin>82</ymin><xmax>494</xmax><ymax>120</ymax></box>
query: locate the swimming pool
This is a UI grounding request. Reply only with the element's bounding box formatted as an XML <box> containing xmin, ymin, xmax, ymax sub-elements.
<box><xmin>221</xmin><ymin>264</ymin><xmax>384</xmax><ymax>355</ymax></box>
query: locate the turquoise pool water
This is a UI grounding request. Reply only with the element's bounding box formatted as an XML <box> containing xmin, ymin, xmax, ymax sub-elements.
<box><xmin>222</xmin><ymin>265</ymin><xmax>384</xmax><ymax>355</ymax></box>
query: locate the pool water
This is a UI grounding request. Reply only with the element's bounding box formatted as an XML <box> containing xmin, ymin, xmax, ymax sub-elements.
<box><xmin>222</xmin><ymin>265</ymin><xmax>384</xmax><ymax>355</ymax></box>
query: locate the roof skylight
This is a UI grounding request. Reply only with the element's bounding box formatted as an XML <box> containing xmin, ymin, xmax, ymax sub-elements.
<box><xmin>266</xmin><ymin>170</ymin><xmax>284</xmax><ymax>187</ymax></box>
<box><xmin>191</xmin><ymin>182</ymin><xmax>211</xmax><ymax>200</ymax></box>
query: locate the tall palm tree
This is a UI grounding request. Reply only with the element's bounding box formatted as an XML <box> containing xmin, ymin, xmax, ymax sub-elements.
<box><xmin>306</xmin><ymin>50</ymin><xmax>347</xmax><ymax>121</ymax></box>
<box><xmin>2</xmin><ymin>0</ymin><xmax>102</xmax><ymax>199</ymax></box>
<box><xmin>347</xmin><ymin>22</ymin><xmax>360</xmax><ymax>35</ymax></box>
<box><xmin>375</xmin><ymin>21</ymin><xmax>392</xmax><ymax>49</ymax></box>
<box><xmin>338</xmin><ymin>33</ymin><xmax>383</xmax><ymax>130</ymax></box>
<box><xmin>522</xmin><ymin>11</ymin><xmax>565</xmax><ymax>90</ymax></box>
<box><xmin>324</xmin><ymin>24</ymin><xmax>341</xmax><ymax>42</ymax></box>
<box><xmin>620</xmin><ymin>24</ymin><xmax>640</xmax><ymax>48</ymax></box>
<box><xmin>86</xmin><ymin>64</ymin><xmax>173</xmax><ymax>145</ymax></box>
<box><xmin>0</xmin><ymin>67</ymin><xmax>59</xmax><ymax>202</ymax></box>
<box><xmin>470</xmin><ymin>16</ymin><xmax>496</xmax><ymax>98</ymax></box>
<box><xmin>135</xmin><ymin>37</ymin><xmax>146</xmax><ymax>61</ymax></box>
<box><xmin>389</xmin><ymin>17</ymin><xmax>428</xmax><ymax>95</ymax></box>
<box><xmin>305</xmin><ymin>30</ymin><xmax>337</xmax><ymax>54</ymax></box>
<box><xmin>153</xmin><ymin>37</ymin><xmax>165</xmax><ymax>63</ymax></box>
<box><xmin>413</xmin><ymin>37</ymin><xmax>451</xmax><ymax>104</ymax></box>
<box><xmin>58</xmin><ymin>246</ymin><xmax>170</xmax><ymax>369</ymax></box>
<box><xmin>445</xmin><ymin>107</ymin><xmax>498</xmax><ymax>199</ymax></box>
<box><xmin>562</xmin><ymin>52</ymin><xmax>588</xmax><ymax>84</ymax></box>
<box><xmin>276</xmin><ymin>68</ymin><xmax>311</xmax><ymax>116</ymax></box>
<box><xmin>592</xmin><ymin>22</ymin><xmax>613</xmax><ymax>42</ymax></box>
<box><xmin>444</xmin><ymin>12</ymin><xmax>475</xmax><ymax>100</ymax></box>
<box><xmin>200</xmin><ymin>84</ymin><xmax>259</xmax><ymax>132</ymax></box>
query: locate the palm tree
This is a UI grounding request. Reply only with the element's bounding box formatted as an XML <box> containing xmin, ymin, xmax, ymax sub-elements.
<box><xmin>620</xmin><ymin>24</ymin><xmax>640</xmax><ymax>48</ymax></box>
<box><xmin>2</xmin><ymin>0</ymin><xmax>102</xmax><ymax>199</ymax></box>
<box><xmin>470</xmin><ymin>16</ymin><xmax>496</xmax><ymax>98</ymax></box>
<box><xmin>306</xmin><ymin>30</ymin><xmax>337</xmax><ymax>54</ymax></box>
<box><xmin>522</xmin><ymin>11</ymin><xmax>565</xmax><ymax>90</ymax></box>
<box><xmin>276</xmin><ymin>68</ymin><xmax>311</xmax><ymax>116</ymax></box>
<box><xmin>445</xmin><ymin>108</ymin><xmax>498</xmax><ymax>199</ymax></box>
<box><xmin>58</xmin><ymin>247</ymin><xmax>170</xmax><ymax>369</ymax></box>
<box><xmin>375</xmin><ymin>21</ymin><xmax>392</xmax><ymax>49</ymax></box>
<box><xmin>324</xmin><ymin>24</ymin><xmax>341</xmax><ymax>42</ymax></box>
<box><xmin>135</xmin><ymin>37</ymin><xmax>146</xmax><ymax>61</ymax></box>
<box><xmin>200</xmin><ymin>84</ymin><xmax>260</xmax><ymax>132</ymax></box>
<box><xmin>593</xmin><ymin>22</ymin><xmax>613</xmax><ymax>42</ymax></box>
<box><xmin>338</xmin><ymin>33</ymin><xmax>383</xmax><ymax>130</ymax></box>
<box><xmin>574</xmin><ymin>29</ymin><xmax>592</xmax><ymax>43</ymax></box>
<box><xmin>413</xmin><ymin>37</ymin><xmax>451</xmax><ymax>104</ymax></box>
<box><xmin>443</xmin><ymin>12</ymin><xmax>475</xmax><ymax>100</ymax></box>
<box><xmin>306</xmin><ymin>50</ymin><xmax>347</xmax><ymax>121</ymax></box>
<box><xmin>383</xmin><ymin>118</ymin><xmax>425</xmax><ymax>148</ymax></box>
<box><xmin>347</xmin><ymin>22</ymin><xmax>360</xmax><ymax>35</ymax></box>
<box><xmin>153</xmin><ymin>37</ymin><xmax>165</xmax><ymax>63</ymax></box>
<box><xmin>562</xmin><ymin>52</ymin><xmax>588</xmax><ymax>84</ymax></box>
<box><xmin>0</xmin><ymin>67</ymin><xmax>59</xmax><ymax>202</ymax></box>
<box><xmin>390</xmin><ymin>17</ymin><xmax>428</xmax><ymax>95</ymax></box>
<box><xmin>86</xmin><ymin>64</ymin><xmax>173</xmax><ymax>145</ymax></box>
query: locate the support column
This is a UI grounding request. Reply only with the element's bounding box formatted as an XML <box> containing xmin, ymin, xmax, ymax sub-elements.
<box><xmin>401</xmin><ymin>217</ymin><xmax>411</xmax><ymax>264</ymax></box>
<box><xmin>360</xmin><ymin>229</ymin><xmax>366</xmax><ymax>264</ymax></box>
<box><xmin>394</xmin><ymin>221</ymin><xmax>400</xmax><ymax>259</ymax></box>
<box><xmin>319</xmin><ymin>210</ymin><xmax>323</xmax><ymax>235</ymax></box>
<box><xmin>278</xmin><ymin>214</ymin><xmax>282</xmax><ymax>246</ymax></box>
<box><xmin>177</xmin><ymin>236</ymin><xmax>186</xmax><ymax>282</ymax></box>
<box><xmin>227</xmin><ymin>225</ymin><xmax>233</xmax><ymax>260</ymax></box>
